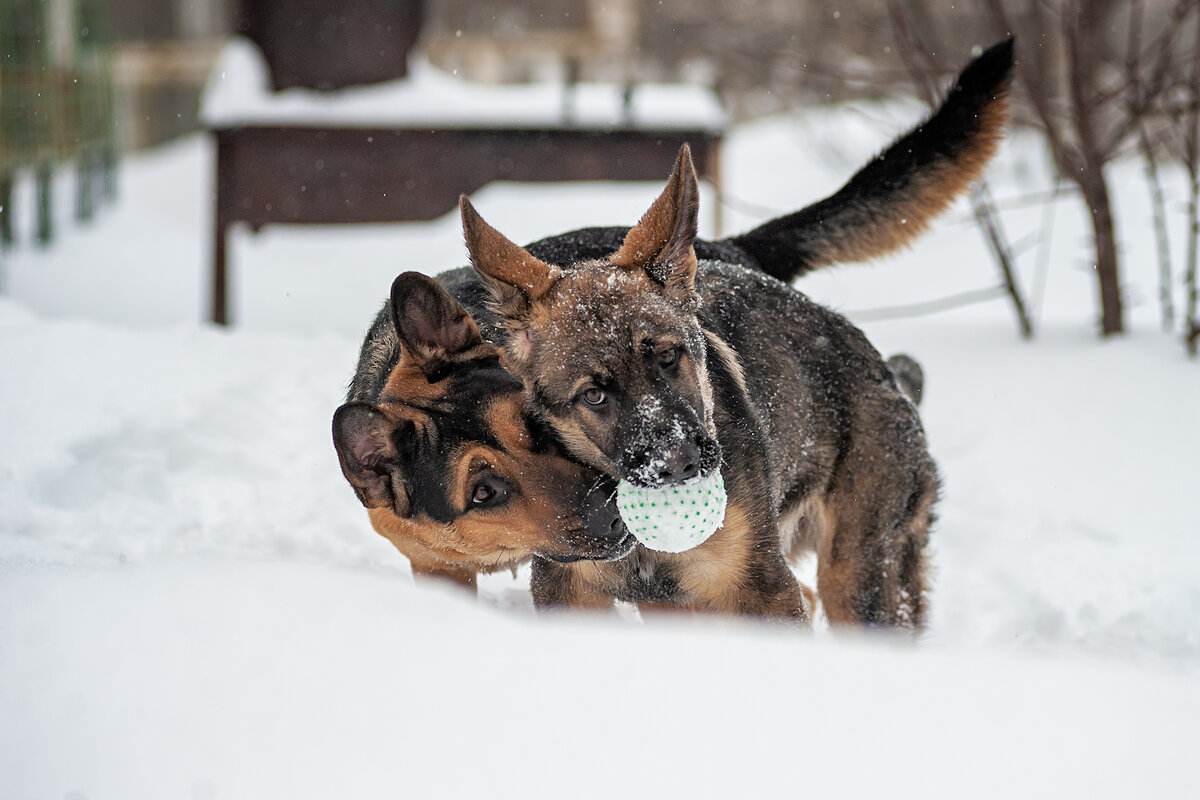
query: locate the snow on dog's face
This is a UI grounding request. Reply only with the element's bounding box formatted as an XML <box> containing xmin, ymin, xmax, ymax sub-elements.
<box><xmin>332</xmin><ymin>274</ymin><xmax>634</xmax><ymax>579</ymax></box>
<box><xmin>465</xmin><ymin>146</ymin><xmax>721</xmax><ymax>489</ymax></box>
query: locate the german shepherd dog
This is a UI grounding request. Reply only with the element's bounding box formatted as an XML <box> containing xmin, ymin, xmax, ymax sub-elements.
<box><xmin>463</xmin><ymin>41</ymin><xmax>1013</xmax><ymax>626</ymax></box>
<box><xmin>332</xmin><ymin>271</ymin><xmax>635</xmax><ymax>588</ymax></box>
<box><xmin>333</xmin><ymin>40</ymin><xmax>1013</xmax><ymax>617</ymax></box>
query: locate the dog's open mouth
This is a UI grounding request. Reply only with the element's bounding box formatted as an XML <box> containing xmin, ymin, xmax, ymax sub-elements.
<box><xmin>603</xmin><ymin>530</ymin><xmax>638</xmax><ymax>561</ymax></box>
<box><xmin>543</xmin><ymin>529</ymin><xmax>636</xmax><ymax>564</ymax></box>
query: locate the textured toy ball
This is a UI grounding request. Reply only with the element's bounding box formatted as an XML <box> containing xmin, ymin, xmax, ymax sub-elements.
<box><xmin>616</xmin><ymin>470</ymin><xmax>727</xmax><ymax>553</ymax></box>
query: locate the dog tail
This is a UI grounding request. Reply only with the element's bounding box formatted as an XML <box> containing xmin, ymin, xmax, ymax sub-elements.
<box><xmin>887</xmin><ymin>354</ymin><xmax>925</xmax><ymax>406</ymax></box>
<box><xmin>726</xmin><ymin>38</ymin><xmax>1015</xmax><ymax>283</ymax></box>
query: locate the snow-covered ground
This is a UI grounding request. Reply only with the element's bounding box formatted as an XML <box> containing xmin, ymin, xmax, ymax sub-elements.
<box><xmin>2</xmin><ymin>88</ymin><xmax>1199</xmax><ymax>797</ymax></box>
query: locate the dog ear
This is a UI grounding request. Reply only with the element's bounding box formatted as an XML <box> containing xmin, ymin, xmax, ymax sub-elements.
<box><xmin>460</xmin><ymin>195</ymin><xmax>560</xmax><ymax>320</ymax></box>
<box><xmin>390</xmin><ymin>271</ymin><xmax>485</xmax><ymax>369</ymax></box>
<box><xmin>611</xmin><ymin>144</ymin><xmax>700</xmax><ymax>300</ymax></box>
<box><xmin>332</xmin><ymin>402</ymin><xmax>411</xmax><ymax>515</ymax></box>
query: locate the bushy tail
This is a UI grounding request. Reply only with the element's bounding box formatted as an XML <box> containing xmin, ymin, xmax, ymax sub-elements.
<box><xmin>726</xmin><ymin>38</ymin><xmax>1015</xmax><ymax>283</ymax></box>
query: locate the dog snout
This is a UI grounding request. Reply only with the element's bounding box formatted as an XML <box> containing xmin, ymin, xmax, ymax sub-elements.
<box><xmin>697</xmin><ymin>434</ymin><xmax>721</xmax><ymax>475</ymax></box>
<box><xmin>657</xmin><ymin>442</ymin><xmax>700</xmax><ymax>484</ymax></box>
<box><xmin>583</xmin><ymin>481</ymin><xmax>626</xmax><ymax>540</ymax></box>
<box><xmin>585</xmin><ymin>505</ymin><xmax>626</xmax><ymax>540</ymax></box>
<box><xmin>624</xmin><ymin>431</ymin><xmax>719</xmax><ymax>487</ymax></box>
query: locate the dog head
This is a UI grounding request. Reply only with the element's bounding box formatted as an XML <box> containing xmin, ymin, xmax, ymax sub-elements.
<box><xmin>332</xmin><ymin>273</ymin><xmax>634</xmax><ymax>576</ymax></box>
<box><xmin>465</xmin><ymin>146</ymin><xmax>721</xmax><ymax>488</ymax></box>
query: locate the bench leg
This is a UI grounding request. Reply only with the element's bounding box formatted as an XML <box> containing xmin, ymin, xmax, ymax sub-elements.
<box><xmin>0</xmin><ymin>175</ymin><xmax>12</xmax><ymax>247</ymax></box>
<box><xmin>213</xmin><ymin>218</ymin><xmax>229</xmax><ymax>325</ymax></box>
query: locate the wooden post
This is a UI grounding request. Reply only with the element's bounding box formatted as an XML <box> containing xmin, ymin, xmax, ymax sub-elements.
<box><xmin>212</xmin><ymin>132</ymin><xmax>229</xmax><ymax>325</ymax></box>
<box><xmin>213</xmin><ymin>214</ymin><xmax>229</xmax><ymax>325</ymax></box>
<box><xmin>0</xmin><ymin>175</ymin><xmax>13</xmax><ymax>247</ymax></box>
<box><xmin>36</xmin><ymin>165</ymin><xmax>53</xmax><ymax>246</ymax></box>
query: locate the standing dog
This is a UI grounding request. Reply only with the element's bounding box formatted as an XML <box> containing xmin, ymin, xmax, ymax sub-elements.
<box><xmin>464</xmin><ymin>41</ymin><xmax>1013</xmax><ymax>626</ymax></box>
<box><xmin>334</xmin><ymin>41</ymin><xmax>1012</xmax><ymax>614</ymax></box>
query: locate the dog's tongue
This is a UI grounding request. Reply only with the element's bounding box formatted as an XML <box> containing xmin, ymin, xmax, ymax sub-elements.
<box><xmin>616</xmin><ymin>471</ymin><xmax>727</xmax><ymax>553</ymax></box>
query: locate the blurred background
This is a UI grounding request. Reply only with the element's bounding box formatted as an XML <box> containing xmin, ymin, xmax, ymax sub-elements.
<box><xmin>8</xmin><ymin>0</ymin><xmax>1196</xmax><ymax>142</ymax></box>
<box><xmin>2</xmin><ymin>0</ymin><xmax>1197</xmax><ymax>346</ymax></box>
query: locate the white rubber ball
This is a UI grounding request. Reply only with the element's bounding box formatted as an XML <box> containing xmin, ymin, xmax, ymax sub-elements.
<box><xmin>616</xmin><ymin>470</ymin><xmax>727</xmax><ymax>553</ymax></box>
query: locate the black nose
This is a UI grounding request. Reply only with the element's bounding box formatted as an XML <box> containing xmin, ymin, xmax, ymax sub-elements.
<box><xmin>583</xmin><ymin>481</ymin><xmax>625</xmax><ymax>540</ymax></box>
<box><xmin>657</xmin><ymin>443</ymin><xmax>700</xmax><ymax>484</ymax></box>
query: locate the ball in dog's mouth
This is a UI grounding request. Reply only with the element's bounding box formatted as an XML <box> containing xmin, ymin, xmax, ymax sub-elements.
<box><xmin>616</xmin><ymin>470</ymin><xmax>727</xmax><ymax>553</ymax></box>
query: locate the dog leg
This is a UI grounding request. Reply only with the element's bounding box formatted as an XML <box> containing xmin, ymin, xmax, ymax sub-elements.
<box><xmin>637</xmin><ymin>601</ymin><xmax>698</xmax><ymax>619</ymax></box>
<box><xmin>530</xmin><ymin>557</ymin><xmax>618</xmax><ymax>612</ymax></box>
<box><xmin>895</xmin><ymin>490</ymin><xmax>935</xmax><ymax>629</ymax></box>
<box><xmin>736</xmin><ymin>557</ymin><xmax>813</xmax><ymax>623</ymax></box>
<box><xmin>817</xmin><ymin>420</ymin><xmax>938</xmax><ymax>630</ymax></box>
<box><xmin>410</xmin><ymin>562</ymin><xmax>479</xmax><ymax>593</ymax></box>
<box><xmin>675</xmin><ymin>508</ymin><xmax>812</xmax><ymax>623</ymax></box>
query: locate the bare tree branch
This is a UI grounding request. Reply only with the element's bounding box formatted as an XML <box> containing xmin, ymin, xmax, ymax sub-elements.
<box><xmin>1100</xmin><ymin>0</ymin><xmax>1198</xmax><ymax>156</ymax></box>
<box><xmin>1184</xmin><ymin>4</ymin><xmax>1200</xmax><ymax>356</ymax></box>
<box><xmin>981</xmin><ymin>0</ymin><xmax>1076</xmax><ymax>174</ymax></box>
<box><xmin>1124</xmin><ymin>0</ymin><xmax>1175</xmax><ymax>331</ymax></box>
<box><xmin>1140</xmin><ymin>125</ymin><xmax>1177</xmax><ymax>331</ymax></box>
<box><xmin>890</xmin><ymin>0</ymin><xmax>1033</xmax><ymax>337</ymax></box>
<box><xmin>973</xmin><ymin>183</ymin><xmax>1035</xmax><ymax>337</ymax></box>
<box><xmin>885</xmin><ymin>0</ymin><xmax>941</xmax><ymax>104</ymax></box>
<box><xmin>848</xmin><ymin>286</ymin><xmax>1010</xmax><ymax>322</ymax></box>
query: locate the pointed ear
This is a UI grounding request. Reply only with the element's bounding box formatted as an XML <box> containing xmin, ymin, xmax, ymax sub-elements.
<box><xmin>332</xmin><ymin>402</ymin><xmax>411</xmax><ymax>515</ymax></box>
<box><xmin>390</xmin><ymin>272</ymin><xmax>485</xmax><ymax>369</ymax></box>
<box><xmin>611</xmin><ymin>144</ymin><xmax>700</xmax><ymax>298</ymax></box>
<box><xmin>460</xmin><ymin>195</ymin><xmax>559</xmax><ymax>320</ymax></box>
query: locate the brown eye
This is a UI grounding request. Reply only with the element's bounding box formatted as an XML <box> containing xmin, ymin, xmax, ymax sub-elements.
<box><xmin>582</xmin><ymin>387</ymin><xmax>607</xmax><ymax>406</ymax></box>
<box><xmin>658</xmin><ymin>347</ymin><xmax>679</xmax><ymax>368</ymax></box>
<box><xmin>469</xmin><ymin>479</ymin><xmax>508</xmax><ymax>508</ymax></box>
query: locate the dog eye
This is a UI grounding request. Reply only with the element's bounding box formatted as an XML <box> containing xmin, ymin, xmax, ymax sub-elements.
<box><xmin>658</xmin><ymin>347</ymin><xmax>679</xmax><ymax>368</ymax></box>
<box><xmin>470</xmin><ymin>479</ymin><xmax>508</xmax><ymax>508</ymax></box>
<box><xmin>582</xmin><ymin>387</ymin><xmax>608</xmax><ymax>406</ymax></box>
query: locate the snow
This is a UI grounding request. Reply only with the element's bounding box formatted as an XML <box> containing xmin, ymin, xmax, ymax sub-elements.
<box><xmin>201</xmin><ymin>37</ymin><xmax>727</xmax><ymax>131</ymax></box>
<box><xmin>3</xmin><ymin>563</ymin><xmax>1197</xmax><ymax>799</ymax></box>
<box><xmin>3</xmin><ymin>88</ymin><xmax>1200</xmax><ymax>797</ymax></box>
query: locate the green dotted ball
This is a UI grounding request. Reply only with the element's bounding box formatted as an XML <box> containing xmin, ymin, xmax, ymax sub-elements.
<box><xmin>616</xmin><ymin>470</ymin><xmax>727</xmax><ymax>554</ymax></box>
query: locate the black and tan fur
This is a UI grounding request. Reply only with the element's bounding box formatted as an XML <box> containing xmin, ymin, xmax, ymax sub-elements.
<box><xmin>335</xmin><ymin>41</ymin><xmax>1013</xmax><ymax>619</ymax></box>
<box><xmin>333</xmin><ymin>273</ymin><xmax>633</xmax><ymax>588</ymax></box>
<box><xmin>464</xmin><ymin>41</ymin><xmax>1012</xmax><ymax>627</ymax></box>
